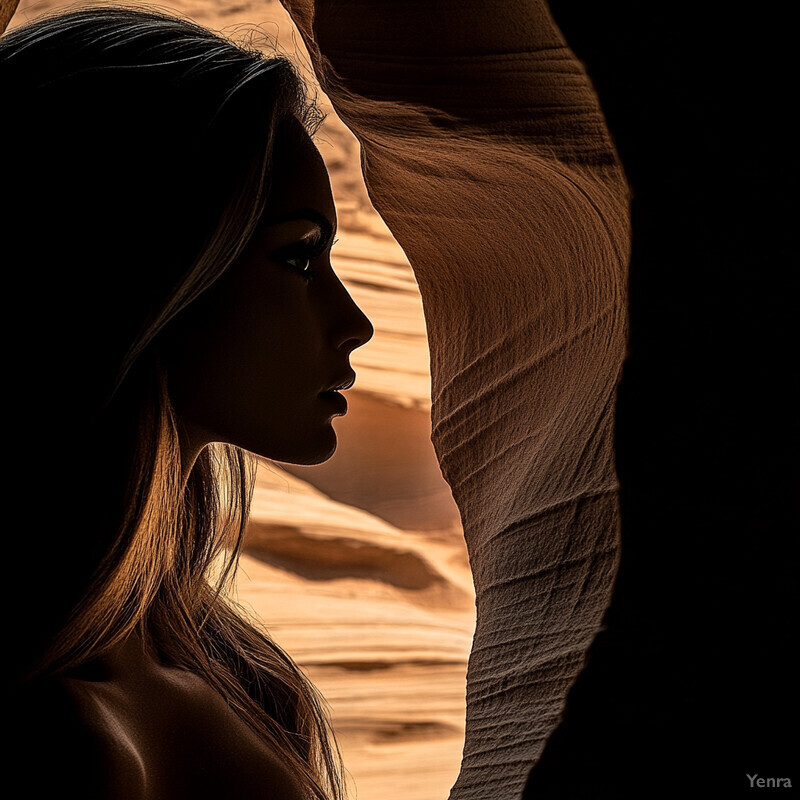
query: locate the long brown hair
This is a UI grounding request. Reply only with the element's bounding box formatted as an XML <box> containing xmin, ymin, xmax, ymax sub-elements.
<box><xmin>2</xmin><ymin>6</ymin><xmax>343</xmax><ymax>798</ymax></box>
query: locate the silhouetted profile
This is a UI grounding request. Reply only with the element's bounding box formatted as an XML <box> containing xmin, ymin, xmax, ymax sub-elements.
<box><xmin>4</xmin><ymin>7</ymin><xmax>371</xmax><ymax>798</ymax></box>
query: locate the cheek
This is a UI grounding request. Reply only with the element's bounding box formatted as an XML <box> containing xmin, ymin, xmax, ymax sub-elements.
<box><xmin>231</xmin><ymin>296</ymin><xmax>319</xmax><ymax>385</ymax></box>
<box><xmin>165</xmin><ymin>266</ymin><xmax>337</xmax><ymax>461</ymax></box>
<box><xmin>210</xmin><ymin>281</ymin><xmax>325</xmax><ymax>418</ymax></box>
<box><xmin>209</xmin><ymin>311</ymin><xmax>338</xmax><ymax>463</ymax></box>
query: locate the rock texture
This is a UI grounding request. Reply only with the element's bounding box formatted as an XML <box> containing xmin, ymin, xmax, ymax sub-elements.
<box><xmin>277</xmin><ymin>2</ymin><xmax>629</xmax><ymax>797</ymax></box>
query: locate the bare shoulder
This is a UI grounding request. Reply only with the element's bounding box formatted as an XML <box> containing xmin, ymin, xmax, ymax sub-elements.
<box><xmin>11</xmin><ymin>676</ymin><xmax>146</xmax><ymax>799</ymax></box>
<box><xmin>153</xmin><ymin>664</ymin><xmax>307</xmax><ymax>800</ymax></box>
<box><xmin>13</xmin><ymin>666</ymin><xmax>305</xmax><ymax>800</ymax></box>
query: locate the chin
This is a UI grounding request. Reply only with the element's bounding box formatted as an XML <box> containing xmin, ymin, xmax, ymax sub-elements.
<box><xmin>272</xmin><ymin>429</ymin><xmax>338</xmax><ymax>466</ymax></box>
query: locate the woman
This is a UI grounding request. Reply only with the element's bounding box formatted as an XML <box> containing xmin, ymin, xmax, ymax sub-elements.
<box><xmin>4</xmin><ymin>6</ymin><xmax>371</xmax><ymax>798</ymax></box>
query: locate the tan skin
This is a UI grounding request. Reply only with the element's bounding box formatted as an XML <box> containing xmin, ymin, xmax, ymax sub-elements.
<box><xmin>169</xmin><ymin>122</ymin><xmax>373</xmax><ymax>473</ymax></box>
<box><xmin>25</xmin><ymin>126</ymin><xmax>372</xmax><ymax>798</ymax></box>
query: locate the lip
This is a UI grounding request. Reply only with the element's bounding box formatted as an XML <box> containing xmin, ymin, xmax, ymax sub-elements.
<box><xmin>319</xmin><ymin>388</ymin><xmax>348</xmax><ymax>416</ymax></box>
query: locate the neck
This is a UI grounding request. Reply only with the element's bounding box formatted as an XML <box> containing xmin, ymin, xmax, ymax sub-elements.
<box><xmin>176</xmin><ymin>417</ymin><xmax>213</xmax><ymax>485</ymax></box>
<box><xmin>62</xmin><ymin>630</ymin><xmax>154</xmax><ymax>683</ymax></box>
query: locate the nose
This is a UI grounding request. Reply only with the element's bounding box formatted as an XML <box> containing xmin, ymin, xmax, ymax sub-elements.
<box><xmin>338</xmin><ymin>294</ymin><xmax>374</xmax><ymax>353</ymax></box>
<box><xmin>331</xmin><ymin>277</ymin><xmax>374</xmax><ymax>354</ymax></box>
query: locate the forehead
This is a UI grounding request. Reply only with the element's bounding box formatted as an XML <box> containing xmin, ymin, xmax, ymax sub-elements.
<box><xmin>266</xmin><ymin>121</ymin><xmax>335</xmax><ymax>222</ymax></box>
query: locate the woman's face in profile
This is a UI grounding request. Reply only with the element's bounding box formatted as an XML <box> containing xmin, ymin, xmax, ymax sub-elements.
<box><xmin>167</xmin><ymin>122</ymin><xmax>373</xmax><ymax>465</ymax></box>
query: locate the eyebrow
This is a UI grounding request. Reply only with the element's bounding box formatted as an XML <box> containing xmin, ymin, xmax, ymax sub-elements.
<box><xmin>262</xmin><ymin>208</ymin><xmax>336</xmax><ymax>245</ymax></box>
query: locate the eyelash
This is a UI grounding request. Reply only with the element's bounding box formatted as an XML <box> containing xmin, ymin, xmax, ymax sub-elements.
<box><xmin>274</xmin><ymin>238</ymin><xmax>338</xmax><ymax>281</ymax></box>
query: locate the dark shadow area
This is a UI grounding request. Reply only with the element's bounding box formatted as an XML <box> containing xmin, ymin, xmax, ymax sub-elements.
<box><xmin>524</xmin><ymin>4</ymin><xmax>798</xmax><ymax>798</ymax></box>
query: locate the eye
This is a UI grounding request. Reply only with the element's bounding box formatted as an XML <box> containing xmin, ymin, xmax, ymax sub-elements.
<box><xmin>270</xmin><ymin>234</ymin><xmax>336</xmax><ymax>281</ymax></box>
<box><xmin>282</xmin><ymin>255</ymin><xmax>313</xmax><ymax>277</ymax></box>
<box><xmin>272</xmin><ymin>243</ymin><xmax>320</xmax><ymax>281</ymax></box>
